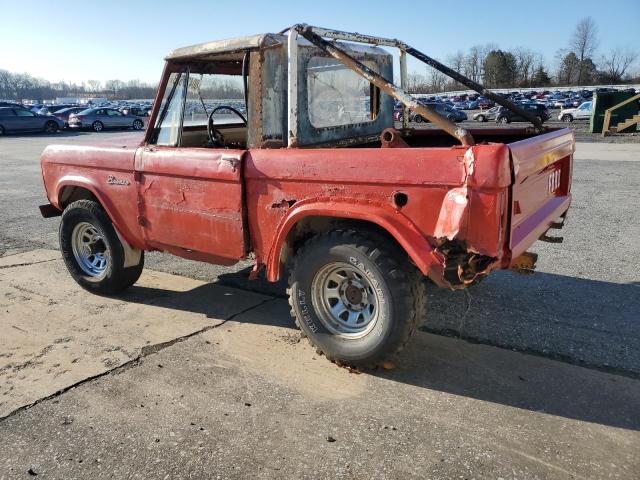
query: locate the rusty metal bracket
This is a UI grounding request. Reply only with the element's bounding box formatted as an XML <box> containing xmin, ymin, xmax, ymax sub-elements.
<box><xmin>294</xmin><ymin>25</ymin><xmax>544</xmax><ymax>134</ymax></box>
<box><xmin>539</xmin><ymin>233</ymin><xmax>564</xmax><ymax>243</ymax></box>
<box><xmin>294</xmin><ymin>25</ymin><xmax>475</xmax><ymax>146</ymax></box>
<box><xmin>510</xmin><ymin>251</ymin><xmax>538</xmax><ymax>274</ymax></box>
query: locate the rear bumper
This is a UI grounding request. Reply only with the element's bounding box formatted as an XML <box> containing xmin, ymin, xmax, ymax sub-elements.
<box><xmin>509</xmin><ymin>194</ymin><xmax>571</xmax><ymax>262</ymax></box>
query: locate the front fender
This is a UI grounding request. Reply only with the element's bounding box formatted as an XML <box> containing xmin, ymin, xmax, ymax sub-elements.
<box><xmin>52</xmin><ymin>175</ymin><xmax>144</xmax><ymax>249</ymax></box>
<box><xmin>265</xmin><ymin>198</ymin><xmax>446</xmax><ymax>285</ymax></box>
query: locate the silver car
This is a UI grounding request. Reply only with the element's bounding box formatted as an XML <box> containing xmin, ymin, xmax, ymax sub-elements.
<box><xmin>0</xmin><ymin>107</ymin><xmax>64</xmax><ymax>135</ymax></box>
<box><xmin>68</xmin><ymin>108</ymin><xmax>145</xmax><ymax>132</ymax></box>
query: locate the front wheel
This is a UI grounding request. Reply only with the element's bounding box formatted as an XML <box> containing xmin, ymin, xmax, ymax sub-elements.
<box><xmin>413</xmin><ymin>115</ymin><xmax>423</xmax><ymax>123</ymax></box>
<box><xmin>476</xmin><ymin>115</ymin><xmax>486</xmax><ymax>122</ymax></box>
<box><xmin>59</xmin><ymin>200</ymin><xmax>144</xmax><ymax>295</ymax></box>
<box><xmin>288</xmin><ymin>230</ymin><xmax>426</xmax><ymax>368</ymax></box>
<box><xmin>498</xmin><ymin>116</ymin><xmax>510</xmax><ymax>124</ymax></box>
<box><xmin>132</xmin><ymin>119</ymin><xmax>144</xmax><ymax>130</ymax></box>
<box><xmin>43</xmin><ymin>121</ymin><xmax>58</xmax><ymax>134</ymax></box>
<box><xmin>561</xmin><ymin>114</ymin><xmax>573</xmax><ymax>123</ymax></box>
<box><xmin>92</xmin><ymin>121</ymin><xmax>104</xmax><ymax>132</ymax></box>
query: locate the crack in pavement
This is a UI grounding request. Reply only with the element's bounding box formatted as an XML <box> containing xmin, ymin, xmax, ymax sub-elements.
<box><xmin>0</xmin><ymin>259</ymin><xmax>57</xmax><ymax>270</ymax></box>
<box><xmin>0</xmin><ymin>295</ymin><xmax>280</xmax><ymax>422</ymax></box>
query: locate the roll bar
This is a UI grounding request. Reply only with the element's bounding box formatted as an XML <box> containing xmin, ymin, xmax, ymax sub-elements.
<box><xmin>288</xmin><ymin>24</ymin><xmax>544</xmax><ymax>147</ymax></box>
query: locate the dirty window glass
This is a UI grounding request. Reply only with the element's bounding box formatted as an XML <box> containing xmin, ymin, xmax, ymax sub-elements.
<box><xmin>154</xmin><ymin>72</ymin><xmax>186</xmax><ymax>146</ymax></box>
<box><xmin>307</xmin><ymin>57</ymin><xmax>377</xmax><ymax>128</ymax></box>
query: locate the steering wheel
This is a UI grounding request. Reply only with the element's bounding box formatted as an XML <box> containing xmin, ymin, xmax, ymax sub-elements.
<box><xmin>207</xmin><ymin>106</ymin><xmax>248</xmax><ymax>147</ymax></box>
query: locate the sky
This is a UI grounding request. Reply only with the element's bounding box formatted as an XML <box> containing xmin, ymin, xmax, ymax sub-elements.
<box><xmin>1</xmin><ymin>0</ymin><xmax>638</xmax><ymax>85</ymax></box>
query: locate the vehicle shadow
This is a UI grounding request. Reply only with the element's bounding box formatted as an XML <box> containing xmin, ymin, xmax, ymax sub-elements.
<box><xmin>120</xmin><ymin>269</ymin><xmax>640</xmax><ymax>432</ymax></box>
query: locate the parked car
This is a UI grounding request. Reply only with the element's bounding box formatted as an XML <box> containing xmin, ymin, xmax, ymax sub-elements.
<box><xmin>37</xmin><ymin>104</ymin><xmax>77</xmax><ymax>116</ymax></box>
<box><xmin>558</xmin><ymin>101</ymin><xmax>593</xmax><ymax>122</ymax></box>
<box><xmin>68</xmin><ymin>108</ymin><xmax>146</xmax><ymax>132</ymax></box>
<box><xmin>53</xmin><ymin>107</ymin><xmax>89</xmax><ymax>127</ymax></box>
<box><xmin>0</xmin><ymin>107</ymin><xmax>64</xmax><ymax>135</ymax></box>
<box><xmin>477</xmin><ymin>99</ymin><xmax>495</xmax><ymax>109</ymax></box>
<box><xmin>473</xmin><ymin>106</ymin><xmax>500</xmax><ymax>122</ymax></box>
<box><xmin>496</xmin><ymin>104</ymin><xmax>549</xmax><ymax>124</ymax></box>
<box><xmin>0</xmin><ymin>101</ymin><xmax>29</xmax><ymax>110</ymax></box>
<box><xmin>411</xmin><ymin>102</ymin><xmax>467</xmax><ymax>123</ymax></box>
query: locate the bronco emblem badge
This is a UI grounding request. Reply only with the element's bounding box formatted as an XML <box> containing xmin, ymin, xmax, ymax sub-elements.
<box><xmin>107</xmin><ymin>175</ymin><xmax>130</xmax><ymax>186</ymax></box>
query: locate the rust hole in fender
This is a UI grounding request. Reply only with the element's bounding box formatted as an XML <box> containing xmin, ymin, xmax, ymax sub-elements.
<box><xmin>393</xmin><ymin>192</ymin><xmax>408</xmax><ymax>208</ymax></box>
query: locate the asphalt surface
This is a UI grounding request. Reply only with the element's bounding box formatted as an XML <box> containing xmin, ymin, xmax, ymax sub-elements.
<box><xmin>1</xmin><ymin>252</ymin><xmax>639</xmax><ymax>479</ymax></box>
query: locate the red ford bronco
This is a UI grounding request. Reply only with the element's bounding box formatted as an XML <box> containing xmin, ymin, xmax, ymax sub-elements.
<box><xmin>39</xmin><ymin>26</ymin><xmax>573</xmax><ymax>368</ymax></box>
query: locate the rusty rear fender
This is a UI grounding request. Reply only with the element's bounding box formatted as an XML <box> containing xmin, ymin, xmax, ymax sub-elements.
<box><xmin>264</xmin><ymin>197</ymin><xmax>449</xmax><ymax>286</ymax></box>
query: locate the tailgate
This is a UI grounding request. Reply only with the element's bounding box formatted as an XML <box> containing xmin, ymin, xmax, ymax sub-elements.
<box><xmin>507</xmin><ymin>128</ymin><xmax>574</xmax><ymax>260</ymax></box>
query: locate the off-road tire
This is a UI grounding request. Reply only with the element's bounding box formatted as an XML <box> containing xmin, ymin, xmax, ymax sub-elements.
<box><xmin>288</xmin><ymin>230</ymin><xmax>426</xmax><ymax>369</ymax></box>
<box><xmin>92</xmin><ymin>121</ymin><xmax>104</xmax><ymax>132</ymax></box>
<box><xmin>59</xmin><ymin>200</ymin><xmax>144</xmax><ymax>295</ymax></box>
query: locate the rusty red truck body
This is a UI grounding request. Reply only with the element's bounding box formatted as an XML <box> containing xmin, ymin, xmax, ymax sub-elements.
<box><xmin>40</xmin><ymin>26</ymin><xmax>572</xmax><ymax>368</ymax></box>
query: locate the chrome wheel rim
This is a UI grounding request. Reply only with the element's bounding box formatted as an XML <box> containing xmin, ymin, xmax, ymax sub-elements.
<box><xmin>311</xmin><ymin>262</ymin><xmax>380</xmax><ymax>338</ymax></box>
<box><xmin>94</xmin><ymin>122</ymin><xmax>103</xmax><ymax>131</ymax></box>
<box><xmin>71</xmin><ymin>222</ymin><xmax>110</xmax><ymax>278</ymax></box>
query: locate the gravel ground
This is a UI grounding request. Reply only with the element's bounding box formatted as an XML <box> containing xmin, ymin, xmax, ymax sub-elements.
<box><xmin>0</xmin><ymin>131</ymin><xmax>638</xmax><ymax>377</ymax></box>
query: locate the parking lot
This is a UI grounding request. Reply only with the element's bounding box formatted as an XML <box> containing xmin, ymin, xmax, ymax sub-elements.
<box><xmin>0</xmin><ymin>129</ymin><xmax>639</xmax><ymax>478</ymax></box>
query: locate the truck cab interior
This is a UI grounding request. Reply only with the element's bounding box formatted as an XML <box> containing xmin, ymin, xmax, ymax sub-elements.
<box><xmin>149</xmin><ymin>58</ymin><xmax>249</xmax><ymax>149</ymax></box>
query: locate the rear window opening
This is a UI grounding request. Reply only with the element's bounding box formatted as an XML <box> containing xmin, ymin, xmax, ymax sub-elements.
<box><xmin>307</xmin><ymin>56</ymin><xmax>379</xmax><ymax>129</ymax></box>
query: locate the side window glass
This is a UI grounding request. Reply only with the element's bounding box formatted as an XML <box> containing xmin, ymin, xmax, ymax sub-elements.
<box><xmin>153</xmin><ymin>72</ymin><xmax>186</xmax><ymax>146</ymax></box>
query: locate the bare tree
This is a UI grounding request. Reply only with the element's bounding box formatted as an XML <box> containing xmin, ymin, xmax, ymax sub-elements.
<box><xmin>514</xmin><ymin>47</ymin><xmax>537</xmax><ymax>86</ymax></box>
<box><xmin>600</xmin><ymin>47</ymin><xmax>638</xmax><ymax>83</ymax></box>
<box><xmin>446</xmin><ymin>51</ymin><xmax>465</xmax><ymax>89</ymax></box>
<box><xmin>428</xmin><ymin>68</ymin><xmax>447</xmax><ymax>93</ymax></box>
<box><xmin>570</xmin><ymin>17</ymin><xmax>599</xmax><ymax>84</ymax></box>
<box><xmin>86</xmin><ymin>79</ymin><xmax>102</xmax><ymax>93</ymax></box>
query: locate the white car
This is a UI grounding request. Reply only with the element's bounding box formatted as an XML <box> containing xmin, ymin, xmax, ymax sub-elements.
<box><xmin>559</xmin><ymin>101</ymin><xmax>592</xmax><ymax>122</ymax></box>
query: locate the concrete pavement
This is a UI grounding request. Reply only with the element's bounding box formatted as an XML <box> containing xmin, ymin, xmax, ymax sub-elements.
<box><xmin>0</xmin><ymin>249</ymin><xmax>638</xmax><ymax>479</ymax></box>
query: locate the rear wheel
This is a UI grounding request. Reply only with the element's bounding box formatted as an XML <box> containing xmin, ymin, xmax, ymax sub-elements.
<box><xmin>92</xmin><ymin>121</ymin><xmax>104</xmax><ymax>132</ymax></box>
<box><xmin>43</xmin><ymin>121</ymin><xmax>58</xmax><ymax>134</ymax></box>
<box><xmin>132</xmin><ymin>119</ymin><xmax>144</xmax><ymax>130</ymax></box>
<box><xmin>288</xmin><ymin>230</ymin><xmax>426</xmax><ymax>369</ymax></box>
<box><xmin>59</xmin><ymin>200</ymin><xmax>144</xmax><ymax>294</ymax></box>
<box><xmin>498</xmin><ymin>116</ymin><xmax>509</xmax><ymax>124</ymax></box>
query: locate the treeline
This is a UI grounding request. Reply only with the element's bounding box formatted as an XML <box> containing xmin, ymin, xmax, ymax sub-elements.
<box><xmin>0</xmin><ymin>72</ymin><xmax>246</xmax><ymax>101</ymax></box>
<box><xmin>407</xmin><ymin>17</ymin><xmax>638</xmax><ymax>93</ymax></box>
<box><xmin>0</xmin><ymin>71</ymin><xmax>159</xmax><ymax>101</ymax></box>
